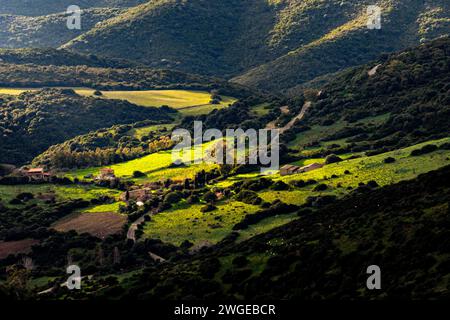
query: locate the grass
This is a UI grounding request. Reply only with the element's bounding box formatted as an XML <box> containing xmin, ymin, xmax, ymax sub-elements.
<box><xmin>68</xmin><ymin>140</ymin><xmax>220</xmax><ymax>182</ymax></box>
<box><xmin>288</xmin><ymin>113</ymin><xmax>391</xmax><ymax>151</ymax></box>
<box><xmin>128</xmin><ymin>124</ymin><xmax>176</xmax><ymax>140</ymax></box>
<box><xmin>0</xmin><ymin>184</ymin><xmax>120</xmax><ymax>206</ymax></box>
<box><xmin>142</xmin><ymin>200</ymin><xmax>260</xmax><ymax>246</ymax></box>
<box><xmin>207</xmin><ymin>137</ymin><xmax>450</xmax><ymax>242</ymax></box>
<box><xmin>237</xmin><ymin>212</ymin><xmax>299</xmax><ymax>242</ymax></box>
<box><xmin>83</xmin><ymin>202</ymin><xmax>125</xmax><ymax>213</ymax></box>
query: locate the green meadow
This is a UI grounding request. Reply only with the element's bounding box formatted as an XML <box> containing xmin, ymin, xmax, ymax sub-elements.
<box><xmin>68</xmin><ymin>140</ymin><xmax>220</xmax><ymax>182</ymax></box>
<box><xmin>0</xmin><ymin>184</ymin><xmax>120</xmax><ymax>206</ymax></box>
<box><xmin>145</xmin><ymin>137</ymin><xmax>450</xmax><ymax>246</ymax></box>
<box><xmin>143</xmin><ymin>200</ymin><xmax>260</xmax><ymax>246</ymax></box>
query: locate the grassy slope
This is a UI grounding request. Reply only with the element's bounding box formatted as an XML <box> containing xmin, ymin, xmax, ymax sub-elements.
<box><xmin>67</xmin><ymin>140</ymin><xmax>220</xmax><ymax>182</ymax></box>
<box><xmin>138</xmin><ymin>138</ymin><xmax>450</xmax><ymax>246</ymax></box>
<box><xmin>143</xmin><ymin>201</ymin><xmax>260</xmax><ymax>246</ymax></box>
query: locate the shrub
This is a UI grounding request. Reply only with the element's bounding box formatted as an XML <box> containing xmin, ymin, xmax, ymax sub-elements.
<box><xmin>313</xmin><ymin>184</ymin><xmax>328</xmax><ymax>192</ymax></box>
<box><xmin>164</xmin><ymin>191</ymin><xmax>182</xmax><ymax>204</ymax></box>
<box><xmin>271</xmin><ymin>181</ymin><xmax>289</xmax><ymax>191</ymax></box>
<box><xmin>410</xmin><ymin>144</ymin><xmax>438</xmax><ymax>156</ymax></box>
<box><xmin>201</xmin><ymin>204</ymin><xmax>217</xmax><ymax>213</ymax></box>
<box><xmin>235</xmin><ymin>190</ymin><xmax>262</xmax><ymax>205</ymax></box>
<box><xmin>325</xmin><ymin>154</ymin><xmax>343</xmax><ymax>164</ymax></box>
<box><xmin>133</xmin><ymin>170</ymin><xmax>146</xmax><ymax>178</ymax></box>
<box><xmin>232</xmin><ymin>256</ymin><xmax>249</xmax><ymax>268</ymax></box>
<box><xmin>384</xmin><ymin>157</ymin><xmax>396</xmax><ymax>163</ymax></box>
<box><xmin>203</xmin><ymin>191</ymin><xmax>217</xmax><ymax>203</ymax></box>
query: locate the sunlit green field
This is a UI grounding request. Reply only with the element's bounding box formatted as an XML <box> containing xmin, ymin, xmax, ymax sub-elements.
<box><xmin>68</xmin><ymin>140</ymin><xmax>220</xmax><ymax>182</ymax></box>
<box><xmin>288</xmin><ymin>113</ymin><xmax>391</xmax><ymax>152</ymax></box>
<box><xmin>143</xmin><ymin>200</ymin><xmax>260</xmax><ymax>246</ymax></box>
<box><xmin>196</xmin><ymin>137</ymin><xmax>450</xmax><ymax>243</ymax></box>
<box><xmin>0</xmin><ymin>88</ymin><xmax>236</xmax><ymax>115</ymax></box>
<box><xmin>0</xmin><ymin>184</ymin><xmax>120</xmax><ymax>206</ymax></box>
<box><xmin>128</xmin><ymin>124</ymin><xmax>176</xmax><ymax>139</ymax></box>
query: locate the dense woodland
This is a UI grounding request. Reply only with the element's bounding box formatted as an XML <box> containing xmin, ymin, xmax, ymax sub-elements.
<box><xmin>0</xmin><ymin>89</ymin><xmax>172</xmax><ymax>165</ymax></box>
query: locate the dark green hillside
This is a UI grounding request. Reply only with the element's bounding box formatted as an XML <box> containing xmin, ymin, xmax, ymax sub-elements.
<box><xmin>60</xmin><ymin>0</ymin><xmax>380</xmax><ymax>76</ymax></box>
<box><xmin>0</xmin><ymin>0</ymin><xmax>146</xmax><ymax>16</ymax></box>
<box><xmin>0</xmin><ymin>62</ymin><xmax>251</xmax><ymax>96</ymax></box>
<box><xmin>233</xmin><ymin>0</ymin><xmax>450</xmax><ymax>91</ymax></box>
<box><xmin>0</xmin><ymin>89</ymin><xmax>172</xmax><ymax>165</ymax></box>
<box><xmin>0</xmin><ymin>9</ymin><xmax>124</xmax><ymax>49</ymax></box>
<box><xmin>0</xmin><ymin>48</ymin><xmax>141</xmax><ymax>68</ymax></box>
<box><xmin>62</xmin><ymin>0</ymin><xmax>449</xmax><ymax>86</ymax></box>
<box><xmin>285</xmin><ymin>36</ymin><xmax>450</xmax><ymax>156</ymax></box>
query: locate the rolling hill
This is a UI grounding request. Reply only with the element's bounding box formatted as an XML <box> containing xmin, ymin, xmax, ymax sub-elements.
<box><xmin>59</xmin><ymin>0</ymin><xmax>449</xmax><ymax>91</ymax></box>
<box><xmin>0</xmin><ymin>88</ymin><xmax>172</xmax><ymax>165</ymax></box>
<box><xmin>0</xmin><ymin>8</ymin><xmax>124</xmax><ymax>49</ymax></box>
<box><xmin>284</xmin><ymin>36</ymin><xmax>450</xmax><ymax>157</ymax></box>
<box><xmin>0</xmin><ymin>0</ymin><xmax>147</xmax><ymax>16</ymax></box>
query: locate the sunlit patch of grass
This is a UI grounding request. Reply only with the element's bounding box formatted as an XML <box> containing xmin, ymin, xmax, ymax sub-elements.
<box><xmin>142</xmin><ymin>200</ymin><xmax>260</xmax><ymax>246</ymax></box>
<box><xmin>83</xmin><ymin>202</ymin><xmax>125</xmax><ymax>213</ymax></box>
<box><xmin>237</xmin><ymin>212</ymin><xmax>299</xmax><ymax>242</ymax></box>
<box><xmin>0</xmin><ymin>184</ymin><xmax>120</xmax><ymax>206</ymax></box>
<box><xmin>68</xmin><ymin>140</ymin><xmax>220</xmax><ymax>182</ymax></box>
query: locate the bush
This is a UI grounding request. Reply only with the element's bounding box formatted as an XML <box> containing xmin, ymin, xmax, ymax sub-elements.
<box><xmin>186</xmin><ymin>195</ymin><xmax>200</xmax><ymax>204</ymax></box>
<box><xmin>133</xmin><ymin>171</ymin><xmax>146</xmax><ymax>178</ymax></box>
<box><xmin>232</xmin><ymin>256</ymin><xmax>249</xmax><ymax>268</ymax></box>
<box><xmin>234</xmin><ymin>190</ymin><xmax>262</xmax><ymax>205</ymax></box>
<box><xmin>201</xmin><ymin>204</ymin><xmax>217</xmax><ymax>213</ymax></box>
<box><xmin>313</xmin><ymin>184</ymin><xmax>328</xmax><ymax>192</ymax></box>
<box><xmin>384</xmin><ymin>157</ymin><xmax>396</xmax><ymax>163</ymax></box>
<box><xmin>271</xmin><ymin>181</ymin><xmax>289</xmax><ymax>191</ymax></box>
<box><xmin>164</xmin><ymin>191</ymin><xmax>182</xmax><ymax>204</ymax></box>
<box><xmin>203</xmin><ymin>191</ymin><xmax>217</xmax><ymax>203</ymax></box>
<box><xmin>410</xmin><ymin>144</ymin><xmax>438</xmax><ymax>156</ymax></box>
<box><xmin>325</xmin><ymin>154</ymin><xmax>343</xmax><ymax>164</ymax></box>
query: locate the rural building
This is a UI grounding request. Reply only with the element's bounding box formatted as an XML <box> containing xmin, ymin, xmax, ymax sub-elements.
<box><xmin>120</xmin><ymin>188</ymin><xmax>152</xmax><ymax>203</ymax></box>
<box><xmin>280</xmin><ymin>165</ymin><xmax>301</xmax><ymax>176</ymax></box>
<box><xmin>280</xmin><ymin>163</ymin><xmax>324</xmax><ymax>176</ymax></box>
<box><xmin>95</xmin><ymin>168</ymin><xmax>116</xmax><ymax>181</ymax></box>
<box><xmin>25</xmin><ymin>168</ymin><xmax>52</xmax><ymax>181</ymax></box>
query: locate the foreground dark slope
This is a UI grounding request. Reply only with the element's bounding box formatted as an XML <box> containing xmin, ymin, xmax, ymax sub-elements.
<box><xmin>51</xmin><ymin>165</ymin><xmax>449</xmax><ymax>300</ymax></box>
<box><xmin>0</xmin><ymin>89</ymin><xmax>171</xmax><ymax>165</ymax></box>
<box><xmin>62</xmin><ymin>0</ymin><xmax>449</xmax><ymax>89</ymax></box>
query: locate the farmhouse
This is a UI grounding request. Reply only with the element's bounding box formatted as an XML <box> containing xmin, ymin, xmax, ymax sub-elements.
<box><xmin>120</xmin><ymin>188</ymin><xmax>152</xmax><ymax>202</ymax></box>
<box><xmin>280</xmin><ymin>163</ymin><xmax>324</xmax><ymax>176</ymax></box>
<box><xmin>25</xmin><ymin>168</ymin><xmax>52</xmax><ymax>181</ymax></box>
<box><xmin>95</xmin><ymin>168</ymin><xmax>116</xmax><ymax>181</ymax></box>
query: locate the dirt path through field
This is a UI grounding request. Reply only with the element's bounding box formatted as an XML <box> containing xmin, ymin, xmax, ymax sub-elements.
<box><xmin>266</xmin><ymin>101</ymin><xmax>311</xmax><ymax>133</ymax></box>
